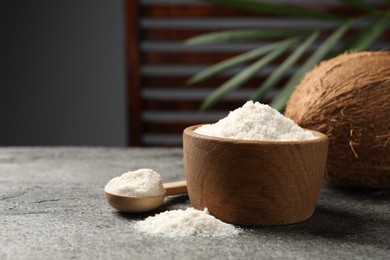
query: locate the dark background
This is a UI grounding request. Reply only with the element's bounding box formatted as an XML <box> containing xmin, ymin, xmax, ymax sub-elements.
<box><xmin>0</xmin><ymin>0</ymin><xmax>126</xmax><ymax>146</ymax></box>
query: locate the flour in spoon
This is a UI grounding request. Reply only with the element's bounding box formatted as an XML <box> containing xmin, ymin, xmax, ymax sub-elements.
<box><xmin>133</xmin><ymin>207</ymin><xmax>241</xmax><ymax>238</ymax></box>
<box><xmin>104</xmin><ymin>168</ymin><xmax>164</xmax><ymax>198</ymax></box>
<box><xmin>195</xmin><ymin>100</ymin><xmax>316</xmax><ymax>141</ymax></box>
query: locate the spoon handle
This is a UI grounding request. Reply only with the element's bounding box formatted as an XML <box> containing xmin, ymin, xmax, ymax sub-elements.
<box><xmin>163</xmin><ymin>180</ymin><xmax>187</xmax><ymax>196</ymax></box>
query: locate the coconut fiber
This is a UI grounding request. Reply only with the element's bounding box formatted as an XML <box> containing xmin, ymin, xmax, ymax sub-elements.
<box><xmin>285</xmin><ymin>51</ymin><xmax>390</xmax><ymax>188</ymax></box>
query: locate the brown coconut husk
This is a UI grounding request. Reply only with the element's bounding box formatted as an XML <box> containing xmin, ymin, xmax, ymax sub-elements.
<box><xmin>285</xmin><ymin>51</ymin><xmax>390</xmax><ymax>188</ymax></box>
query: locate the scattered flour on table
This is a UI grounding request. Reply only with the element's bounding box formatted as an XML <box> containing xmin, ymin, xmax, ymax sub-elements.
<box><xmin>104</xmin><ymin>168</ymin><xmax>164</xmax><ymax>197</ymax></box>
<box><xmin>133</xmin><ymin>207</ymin><xmax>241</xmax><ymax>238</ymax></box>
<box><xmin>195</xmin><ymin>100</ymin><xmax>317</xmax><ymax>141</ymax></box>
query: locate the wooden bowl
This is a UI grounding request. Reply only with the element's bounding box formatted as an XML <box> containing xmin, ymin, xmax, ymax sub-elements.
<box><xmin>183</xmin><ymin>125</ymin><xmax>329</xmax><ymax>226</ymax></box>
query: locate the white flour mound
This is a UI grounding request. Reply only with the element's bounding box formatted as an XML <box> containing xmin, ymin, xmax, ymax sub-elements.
<box><xmin>133</xmin><ymin>208</ymin><xmax>241</xmax><ymax>238</ymax></box>
<box><xmin>195</xmin><ymin>100</ymin><xmax>317</xmax><ymax>141</ymax></box>
<box><xmin>104</xmin><ymin>168</ymin><xmax>164</xmax><ymax>198</ymax></box>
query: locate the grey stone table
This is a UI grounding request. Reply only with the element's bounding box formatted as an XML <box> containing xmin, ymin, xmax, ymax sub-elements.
<box><xmin>1</xmin><ymin>147</ymin><xmax>389</xmax><ymax>260</ymax></box>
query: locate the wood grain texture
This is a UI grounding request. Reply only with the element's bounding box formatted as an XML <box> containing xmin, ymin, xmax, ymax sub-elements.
<box><xmin>183</xmin><ymin>125</ymin><xmax>328</xmax><ymax>226</ymax></box>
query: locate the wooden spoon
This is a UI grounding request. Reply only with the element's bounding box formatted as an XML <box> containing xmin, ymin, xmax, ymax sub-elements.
<box><xmin>105</xmin><ymin>180</ymin><xmax>187</xmax><ymax>213</ymax></box>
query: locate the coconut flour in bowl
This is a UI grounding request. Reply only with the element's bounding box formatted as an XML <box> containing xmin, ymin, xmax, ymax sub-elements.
<box><xmin>195</xmin><ymin>100</ymin><xmax>317</xmax><ymax>141</ymax></box>
<box><xmin>106</xmin><ymin>101</ymin><xmax>319</xmax><ymax>235</ymax></box>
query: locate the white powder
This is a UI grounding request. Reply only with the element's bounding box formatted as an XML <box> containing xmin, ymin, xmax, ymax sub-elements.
<box><xmin>104</xmin><ymin>168</ymin><xmax>165</xmax><ymax>198</ymax></box>
<box><xmin>195</xmin><ymin>100</ymin><xmax>316</xmax><ymax>141</ymax></box>
<box><xmin>133</xmin><ymin>207</ymin><xmax>241</xmax><ymax>238</ymax></box>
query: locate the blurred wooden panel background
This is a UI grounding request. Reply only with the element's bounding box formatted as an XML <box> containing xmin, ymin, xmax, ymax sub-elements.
<box><xmin>126</xmin><ymin>0</ymin><xmax>390</xmax><ymax>146</ymax></box>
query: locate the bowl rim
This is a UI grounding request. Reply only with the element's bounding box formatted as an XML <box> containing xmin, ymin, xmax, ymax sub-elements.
<box><xmin>184</xmin><ymin>124</ymin><xmax>328</xmax><ymax>145</ymax></box>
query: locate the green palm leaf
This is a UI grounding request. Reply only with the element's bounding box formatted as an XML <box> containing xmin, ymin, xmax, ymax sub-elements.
<box><xmin>202</xmin><ymin>0</ymin><xmax>343</xmax><ymax>21</ymax></box>
<box><xmin>187</xmin><ymin>0</ymin><xmax>389</xmax><ymax>112</ymax></box>
<box><xmin>336</xmin><ymin>13</ymin><xmax>390</xmax><ymax>54</ymax></box>
<box><xmin>200</xmin><ymin>40</ymin><xmax>296</xmax><ymax>111</ymax></box>
<box><xmin>185</xmin><ymin>29</ymin><xmax>309</xmax><ymax>45</ymax></box>
<box><xmin>271</xmin><ymin>20</ymin><xmax>353</xmax><ymax>111</ymax></box>
<box><xmin>187</xmin><ymin>38</ymin><xmax>298</xmax><ymax>86</ymax></box>
<box><xmin>251</xmin><ymin>31</ymin><xmax>320</xmax><ymax>102</ymax></box>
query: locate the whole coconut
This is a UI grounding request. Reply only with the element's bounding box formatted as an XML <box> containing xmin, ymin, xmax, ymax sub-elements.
<box><xmin>285</xmin><ymin>51</ymin><xmax>390</xmax><ymax>188</ymax></box>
